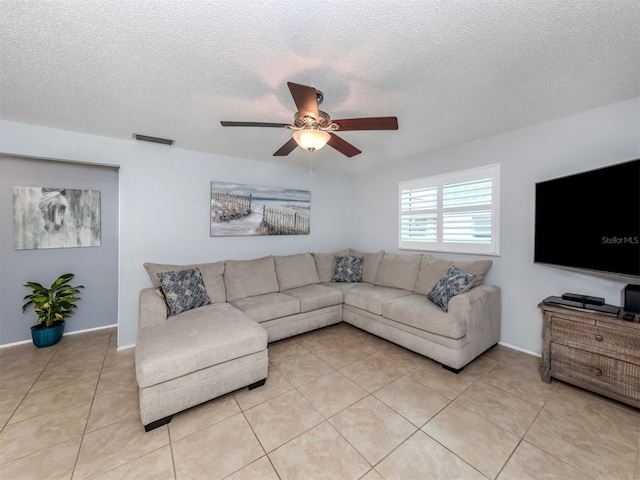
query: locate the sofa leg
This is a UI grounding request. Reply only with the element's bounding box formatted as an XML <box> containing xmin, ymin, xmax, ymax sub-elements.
<box><xmin>144</xmin><ymin>415</ymin><xmax>172</xmax><ymax>432</ymax></box>
<box><xmin>248</xmin><ymin>378</ymin><xmax>266</xmax><ymax>390</ymax></box>
<box><xmin>442</xmin><ymin>364</ymin><xmax>464</xmax><ymax>374</ymax></box>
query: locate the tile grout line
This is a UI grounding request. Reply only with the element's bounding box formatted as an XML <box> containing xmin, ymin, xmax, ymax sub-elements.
<box><xmin>417</xmin><ymin>354</ymin><xmax>510</xmax><ymax>480</ymax></box>
<box><xmin>4</xmin><ymin>325</ymin><xmax>635</xmax><ymax>479</ymax></box>
<box><xmin>242</xmin><ymin>332</ymin><xmax>406</xmax><ymax>477</ymax></box>
<box><xmin>490</xmin><ymin>371</ymin><xmax>596</xmax><ymax>480</ymax></box>
<box><xmin>69</xmin><ymin>330</ymin><xmax>112</xmax><ymax>479</ymax></box>
<box><xmin>1</xmin><ymin>342</ymin><xmax>60</xmax><ymax>431</ymax></box>
<box><xmin>287</xmin><ymin>340</ymin><xmax>416</xmax><ymax>476</ymax></box>
<box><xmin>0</xmin><ymin>333</ymin><xmax>113</xmax><ymax>469</ymax></box>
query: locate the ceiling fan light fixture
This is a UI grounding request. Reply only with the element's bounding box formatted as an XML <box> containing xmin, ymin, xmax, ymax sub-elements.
<box><xmin>293</xmin><ymin>128</ymin><xmax>330</xmax><ymax>151</ymax></box>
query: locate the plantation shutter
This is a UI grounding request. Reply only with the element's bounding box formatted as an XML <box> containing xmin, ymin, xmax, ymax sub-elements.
<box><xmin>442</xmin><ymin>177</ymin><xmax>492</xmax><ymax>244</ymax></box>
<box><xmin>398</xmin><ymin>164</ymin><xmax>500</xmax><ymax>255</ymax></box>
<box><xmin>400</xmin><ymin>185</ymin><xmax>438</xmax><ymax>242</ymax></box>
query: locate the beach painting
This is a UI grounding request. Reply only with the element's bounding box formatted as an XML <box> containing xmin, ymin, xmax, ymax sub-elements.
<box><xmin>13</xmin><ymin>186</ymin><xmax>101</xmax><ymax>250</ymax></box>
<box><xmin>211</xmin><ymin>181</ymin><xmax>310</xmax><ymax>236</ymax></box>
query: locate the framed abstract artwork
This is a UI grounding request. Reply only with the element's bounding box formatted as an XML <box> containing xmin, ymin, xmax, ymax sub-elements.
<box><xmin>13</xmin><ymin>186</ymin><xmax>101</xmax><ymax>250</ymax></box>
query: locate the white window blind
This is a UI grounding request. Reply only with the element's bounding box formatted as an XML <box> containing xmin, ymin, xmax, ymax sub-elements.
<box><xmin>399</xmin><ymin>164</ymin><xmax>500</xmax><ymax>255</ymax></box>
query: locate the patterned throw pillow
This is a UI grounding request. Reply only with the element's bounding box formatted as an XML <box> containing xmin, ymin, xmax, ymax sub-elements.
<box><xmin>427</xmin><ymin>265</ymin><xmax>477</xmax><ymax>312</ymax></box>
<box><xmin>157</xmin><ymin>268</ymin><xmax>211</xmax><ymax>316</ymax></box>
<box><xmin>333</xmin><ymin>255</ymin><xmax>364</xmax><ymax>282</ymax></box>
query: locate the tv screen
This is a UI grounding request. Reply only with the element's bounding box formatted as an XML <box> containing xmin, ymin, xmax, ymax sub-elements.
<box><xmin>534</xmin><ymin>159</ymin><xmax>640</xmax><ymax>278</ymax></box>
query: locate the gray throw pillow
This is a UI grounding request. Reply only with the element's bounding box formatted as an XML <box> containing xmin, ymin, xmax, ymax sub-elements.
<box><xmin>333</xmin><ymin>255</ymin><xmax>364</xmax><ymax>282</ymax></box>
<box><xmin>157</xmin><ymin>268</ymin><xmax>211</xmax><ymax>316</ymax></box>
<box><xmin>427</xmin><ymin>265</ymin><xmax>477</xmax><ymax>312</ymax></box>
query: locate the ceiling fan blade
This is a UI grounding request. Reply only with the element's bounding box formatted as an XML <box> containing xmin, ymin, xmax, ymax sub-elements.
<box><xmin>327</xmin><ymin>133</ymin><xmax>362</xmax><ymax>158</ymax></box>
<box><xmin>287</xmin><ymin>82</ymin><xmax>319</xmax><ymax>121</ymax></box>
<box><xmin>273</xmin><ymin>137</ymin><xmax>299</xmax><ymax>156</ymax></box>
<box><xmin>220</xmin><ymin>121</ymin><xmax>290</xmax><ymax>128</ymax></box>
<box><xmin>331</xmin><ymin>116</ymin><xmax>398</xmax><ymax>131</ymax></box>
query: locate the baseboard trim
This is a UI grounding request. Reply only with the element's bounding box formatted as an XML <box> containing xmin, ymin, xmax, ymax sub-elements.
<box><xmin>0</xmin><ymin>323</ymin><xmax>117</xmax><ymax>349</ymax></box>
<box><xmin>498</xmin><ymin>341</ymin><xmax>540</xmax><ymax>358</ymax></box>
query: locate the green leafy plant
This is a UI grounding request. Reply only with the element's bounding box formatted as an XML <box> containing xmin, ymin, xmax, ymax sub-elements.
<box><xmin>22</xmin><ymin>273</ymin><xmax>84</xmax><ymax>328</ymax></box>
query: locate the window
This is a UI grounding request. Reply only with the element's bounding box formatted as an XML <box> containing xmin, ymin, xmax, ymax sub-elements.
<box><xmin>399</xmin><ymin>164</ymin><xmax>500</xmax><ymax>255</ymax></box>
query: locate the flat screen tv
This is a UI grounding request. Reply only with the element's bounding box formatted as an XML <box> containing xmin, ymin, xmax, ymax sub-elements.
<box><xmin>534</xmin><ymin>159</ymin><xmax>640</xmax><ymax>278</ymax></box>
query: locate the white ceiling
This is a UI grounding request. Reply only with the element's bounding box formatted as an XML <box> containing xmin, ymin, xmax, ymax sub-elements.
<box><xmin>1</xmin><ymin>1</ymin><xmax>638</xmax><ymax>174</ymax></box>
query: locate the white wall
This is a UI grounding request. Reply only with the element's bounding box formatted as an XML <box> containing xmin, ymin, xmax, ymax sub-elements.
<box><xmin>350</xmin><ymin>97</ymin><xmax>640</xmax><ymax>355</ymax></box>
<box><xmin>3</xmin><ymin>97</ymin><xmax>638</xmax><ymax>353</ymax></box>
<box><xmin>0</xmin><ymin>121</ymin><xmax>353</xmax><ymax>347</ymax></box>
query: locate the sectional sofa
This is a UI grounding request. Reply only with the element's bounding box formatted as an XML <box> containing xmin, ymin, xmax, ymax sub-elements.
<box><xmin>135</xmin><ymin>249</ymin><xmax>501</xmax><ymax>430</ymax></box>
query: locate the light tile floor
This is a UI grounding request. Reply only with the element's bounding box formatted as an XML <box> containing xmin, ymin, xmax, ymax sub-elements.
<box><xmin>0</xmin><ymin>323</ymin><xmax>638</xmax><ymax>480</ymax></box>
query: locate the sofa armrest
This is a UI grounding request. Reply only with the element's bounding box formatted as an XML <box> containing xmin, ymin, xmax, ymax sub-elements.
<box><xmin>448</xmin><ymin>284</ymin><xmax>501</xmax><ymax>355</ymax></box>
<box><xmin>139</xmin><ymin>288</ymin><xmax>168</xmax><ymax>328</ymax></box>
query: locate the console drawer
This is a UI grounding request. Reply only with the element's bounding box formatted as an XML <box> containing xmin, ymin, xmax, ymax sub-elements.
<box><xmin>551</xmin><ymin>318</ymin><xmax>640</xmax><ymax>360</ymax></box>
<box><xmin>551</xmin><ymin>343</ymin><xmax>640</xmax><ymax>406</ymax></box>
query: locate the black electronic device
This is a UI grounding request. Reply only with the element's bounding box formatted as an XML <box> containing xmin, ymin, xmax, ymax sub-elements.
<box><xmin>622</xmin><ymin>312</ymin><xmax>635</xmax><ymax>321</ymax></box>
<box><xmin>543</xmin><ymin>296</ymin><xmax>621</xmax><ymax>317</ymax></box>
<box><xmin>561</xmin><ymin>293</ymin><xmax>605</xmax><ymax>306</ymax></box>
<box><xmin>534</xmin><ymin>158</ymin><xmax>640</xmax><ymax>278</ymax></box>
<box><xmin>624</xmin><ymin>284</ymin><xmax>640</xmax><ymax>314</ymax></box>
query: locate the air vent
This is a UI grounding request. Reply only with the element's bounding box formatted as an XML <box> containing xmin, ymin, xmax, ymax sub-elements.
<box><xmin>134</xmin><ymin>134</ymin><xmax>174</xmax><ymax>145</ymax></box>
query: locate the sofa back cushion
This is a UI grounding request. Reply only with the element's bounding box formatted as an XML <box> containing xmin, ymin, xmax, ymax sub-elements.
<box><xmin>454</xmin><ymin>259</ymin><xmax>493</xmax><ymax>290</ymax></box>
<box><xmin>312</xmin><ymin>249</ymin><xmax>350</xmax><ymax>283</ymax></box>
<box><xmin>349</xmin><ymin>250</ymin><xmax>385</xmax><ymax>284</ymax></box>
<box><xmin>274</xmin><ymin>253</ymin><xmax>320</xmax><ymax>290</ymax></box>
<box><xmin>374</xmin><ymin>253</ymin><xmax>422</xmax><ymax>291</ymax></box>
<box><xmin>413</xmin><ymin>256</ymin><xmax>453</xmax><ymax>296</ymax></box>
<box><xmin>414</xmin><ymin>255</ymin><xmax>493</xmax><ymax>295</ymax></box>
<box><xmin>198</xmin><ymin>262</ymin><xmax>227</xmax><ymax>304</ymax></box>
<box><xmin>224</xmin><ymin>255</ymin><xmax>279</xmax><ymax>301</ymax></box>
<box><xmin>144</xmin><ymin>261</ymin><xmax>226</xmax><ymax>304</ymax></box>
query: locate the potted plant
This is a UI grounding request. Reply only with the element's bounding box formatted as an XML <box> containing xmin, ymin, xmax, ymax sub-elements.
<box><xmin>22</xmin><ymin>273</ymin><xmax>84</xmax><ymax>348</ymax></box>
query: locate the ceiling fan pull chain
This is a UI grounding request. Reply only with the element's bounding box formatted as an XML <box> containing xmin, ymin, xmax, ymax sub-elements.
<box><xmin>308</xmin><ymin>151</ymin><xmax>314</xmax><ymax>174</ymax></box>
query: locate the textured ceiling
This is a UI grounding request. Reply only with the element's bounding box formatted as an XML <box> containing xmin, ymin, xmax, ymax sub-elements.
<box><xmin>1</xmin><ymin>1</ymin><xmax>638</xmax><ymax>174</ymax></box>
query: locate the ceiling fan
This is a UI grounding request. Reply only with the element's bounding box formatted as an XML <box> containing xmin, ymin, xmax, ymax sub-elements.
<box><xmin>220</xmin><ymin>82</ymin><xmax>398</xmax><ymax>159</ymax></box>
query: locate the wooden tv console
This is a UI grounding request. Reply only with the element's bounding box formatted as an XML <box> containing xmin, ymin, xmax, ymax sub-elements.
<box><xmin>539</xmin><ymin>303</ymin><xmax>640</xmax><ymax>408</ymax></box>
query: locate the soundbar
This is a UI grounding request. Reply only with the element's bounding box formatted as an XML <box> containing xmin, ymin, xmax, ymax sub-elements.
<box><xmin>561</xmin><ymin>293</ymin><xmax>605</xmax><ymax>306</ymax></box>
<box><xmin>543</xmin><ymin>296</ymin><xmax>620</xmax><ymax>317</ymax></box>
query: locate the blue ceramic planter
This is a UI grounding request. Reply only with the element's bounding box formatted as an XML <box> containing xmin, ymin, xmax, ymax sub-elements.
<box><xmin>31</xmin><ymin>321</ymin><xmax>65</xmax><ymax>348</ymax></box>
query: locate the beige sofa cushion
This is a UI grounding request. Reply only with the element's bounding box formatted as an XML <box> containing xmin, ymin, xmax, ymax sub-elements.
<box><xmin>374</xmin><ymin>253</ymin><xmax>422</xmax><ymax>291</ymax></box>
<box><xmin>200</xmin><ymin>262</ymin><xmax>226</xmax><ymax>304</ymax></box>
<box><xmin>274</xmin><ymin>253</ymin><xmax>320</xmax><ymax>290</ymax></box>
<box><xmin>229</xmin><ymin>292</ymin><xmax>300</xmax><ymax>323</ymax></box>
<box><xmin>382</xmin><ymin>294</ymin><xmax>467</xmax><ymax>339</ymax></box>
<box><xmin>321</xmin><ymin>282</ymin><xmax>364</xmax><ymax>292</ymax></box>
<box><xmin>143</xmin><ymin>261</ymin><xmax>226</xmax><ymax>304</ymax></box>
<box><xmin>281</xmin><ymin>284</ymin><xmax>343</xmax><ymax>313</ymax></box>
<box><xmin>135</xmin><ymin>302</ymin><xmax>267</xmax><ymax>388</ymax></box>
<box><xmin>350</xmin><ymin>250</ymin><xmax>385</xmax><ymax>284</ymax></box>
<box><xmin>344</xmin><ymin>284</ymin><xmax>413</xmax><ymax>316</ymax></box>
<box><xmin>413</xmin><ymin>256</ymin><xmax>452</xmax><ymax>296</ymax></box>
<box><xmin>455</xmin><ymin>259</ymin><xmax>493</xmax><ymax>285</ymax></box>
<box><xmin>312</xmin><ymin>249</ymin><xmax>350</xmax><ymax>283</ymax></box>
<box><xmin>414</xmin><ymin>255</ymin><xmax>493</xmax><ymax>295</ymax></box>
<box><xmin>224</xmin><ymin>256</ymin><xmax>279</xmax><ymax>302</ymax></box>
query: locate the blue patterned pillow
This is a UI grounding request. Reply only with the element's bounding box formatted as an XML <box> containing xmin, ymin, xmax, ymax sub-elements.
<box><xmin>157</xmin><ymin>268</ymin><xmax>211</xmax><ymax>316</ymax></box>
<box><xmin>333</xmin><ymin>255</ymin><xmax>364</xmax><ymax>282</ymax></box>
<box><xmin>427</xmin><ymin>265</ymin><xmax>477</xmax><ymax>312</ymax></box>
